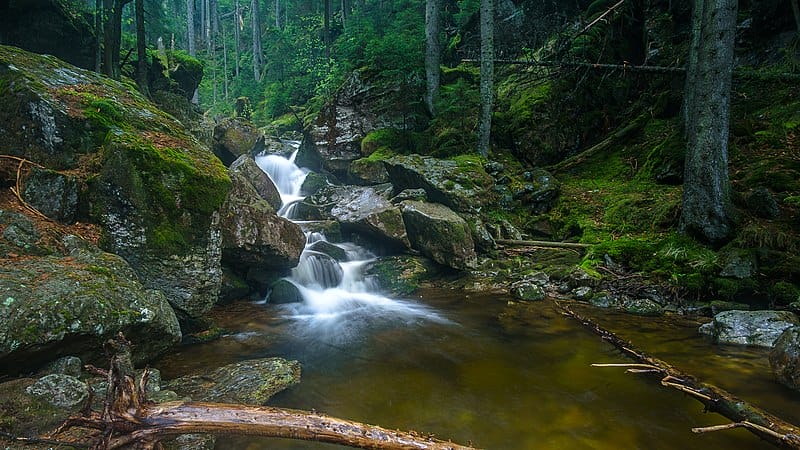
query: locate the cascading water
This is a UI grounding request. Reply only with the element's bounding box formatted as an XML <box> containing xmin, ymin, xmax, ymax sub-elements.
<box><xmin>255</xmin><ymin>147</ymin><xmax>447</xmax><ymax>343</ymax></box>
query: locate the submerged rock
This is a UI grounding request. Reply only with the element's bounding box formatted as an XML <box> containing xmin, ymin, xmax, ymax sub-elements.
<box><xmin>770</xmin><ymin>326</ymin><xmax>800</xmax><ymax>391</ymax></box>
<box><xmin>164</xmin><ymin>358</ymin><xmax>301</xmax><ymax>405</ymax></box>
<box><xmin>510</xmin><ymin>280</ymin><xmax>546</xmax><ymax>301</ymax></box>
<box><xmin>699</xmin><ymin>310</ymin><xmax>799</xmax><ymax>347</ymax></box>
<box><xmin>401</xmin><ymin>200</ymin><xmax>477</xmax><ymax>270</ymax></box>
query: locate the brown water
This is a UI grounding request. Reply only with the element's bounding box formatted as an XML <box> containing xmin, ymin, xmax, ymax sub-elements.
<box><xmin>156</xmin><ymin>290</ymin><xmax>800</xmax><ymax>450</ymax></box>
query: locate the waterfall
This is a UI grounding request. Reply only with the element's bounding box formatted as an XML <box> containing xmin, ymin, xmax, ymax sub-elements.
<box><xmin>255</xmin><ymin>147</ymin><xmax>447</xmax><ymax>342</ymax></box>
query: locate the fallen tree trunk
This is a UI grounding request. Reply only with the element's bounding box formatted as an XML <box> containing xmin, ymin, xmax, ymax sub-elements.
<box><xmin>548</xmin><ymin>114</ymin><xmax>648</xmax><ymax>172</ymax></box>
<box><xmin>495</xmin><ymin>239</ymin><xmax>590</xmax><ymax>250</ymax></box>
<box><xmin>53</xmin><ymin>334</ymin><xmax>478</xmax><ymax>450</ymax></box>
<box><xmin>557</xmin><ymin>302</ymin><xmax>800</xmax><ymax>449</ymax></box>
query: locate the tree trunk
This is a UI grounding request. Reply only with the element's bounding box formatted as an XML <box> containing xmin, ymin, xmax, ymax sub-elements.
<box><xmin>102</xmin><ymin>0</ymin><xmax>130</xmax><ymax>79</ymax></box>
<box><xmin>791</xmin><ymin>0</ymin><xmax>800</xmax><ymax>34</ymax></box>
<box><xmin>222</xmin><ymin>23</ymin><xmax>229</xmax><ymax>99</ymax></box>
<box><xmin>135</xmin><ymin>0</ymin><xmax>149</xmax><ymax>96</ymax></box>
<box><xmin>680</xmin><ymin>0</ymin><xmax>737</xmax><ymax>245</ymax></box>
<box><xmin>234</xmin><ymin>0</ymin><xmax>240</xmax><ymax>77</ymax></box>
<box><xmin>477</xmin><ymin>0</ymin><xmax>494</xmax><ymax>157</ymax></box>
<box><xmin>323</xmin><ymin>0</ymin><xmax>331</xmax><ymax>62</ymax></box>
<box><xmin>275</xmin><ymin>0</ymin><xmax>280</xmax><ymax>28</ymax></box>
<box><xmin>95</xmin><ymin>0</ymin><xmax>102</xmax><ymax>72</ymax></box>
<box><xmin>341</xmin><ymin>0</ymin><xmax>347</xmax><ymax>29</ymax></box>
<box><xmin>252</xmin><ymin>0</ymin><xmax>263</xmax><ymax>81</ymax></box>
<box><xmin>187</xmin><ymin>0</ymin><xmax>196</xmax><ymax>56</ymax></box>
<box><xmin>424</xmin><ymin>0</ymin><xmax>440</xmax><ymax>116</ymax></box>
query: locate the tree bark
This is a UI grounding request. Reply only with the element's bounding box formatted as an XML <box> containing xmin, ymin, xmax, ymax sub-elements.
<box><xmin>791</xmin><ymin>0</ymin><xmax>800</xmax><ymax>34</ymax></box>
<box><xmin>558</xmin><ymin>303</ymin><xmax>800</xmax><ymax>449</ymax></box>
<box><xmin>424</xmin><ymin>0</ymin><xmax>440</xmax><ymax>116</ymax></box>
<box><xmin>234</xmin><ymin>0</ymin><xmax>240</xmax><ymax>77</ymax></box>
<box><xmin>680</xmin><ymin>0</ymin><xmax>736</xmax><ymax>245</ymax></box>
<box><xmin>324</xmin><ymin>0</ymin><xmax>332</xmax><ymax>62</ymax></box>
<box><xmin>477</xmin><ymin>0</ymin><xmax>494</xmax><ymax>157</ymax></box>
<box><xmin>252</xmin><ymin>0</ymin><xmax>263</xmax><ymax>81</ymax></box>
<box><xmin>187</xmin><ymin>0</ymin><xmax>196</xmax><ymax>56</ymax></box>
<box><xmin>95</xmin><ymin>0</ymin><xmax>103</xmax><ymax>72</ymax></box>
<box><xmin>135</xmin><ymin>0</ymin><xmax>149</xmax><ymax>96</ymax></box>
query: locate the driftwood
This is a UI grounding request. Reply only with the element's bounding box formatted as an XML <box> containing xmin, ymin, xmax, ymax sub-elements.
<box><xmin>557</xmin><ymin>303</ymin><xmax>800</xmax><ymax>449</ymax></box>
<box><xmin>51</xmin><ymin>334</ymin><xmax>478</xmax><ymax>450</ymax></box>
<box><xmin>495</xmin><ymin>239</ymin><xmax>590</xmax><ymax>250</ymax></box>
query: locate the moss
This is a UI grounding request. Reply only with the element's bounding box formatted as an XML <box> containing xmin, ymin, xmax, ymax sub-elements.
<box><xmin>360</xmin><ymin>128</ymin><xmax>421</xmax><ymax>156</ymax></box>
<box><xmin>87</xmin><ymin>265</ymin><xmax>113</xmax><ymax>277</ymax></box>
<box><xmin>772</xmin><ymin>281</ymin><xmax>799</xmax><ymax>306</ymax></box>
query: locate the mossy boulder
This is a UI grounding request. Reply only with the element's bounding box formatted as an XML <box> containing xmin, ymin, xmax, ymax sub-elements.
<box><xmin>230</xmin><ymin>154</ymin><xmax>282</xmax><ymax>211</ymax></box>
<box><xmin>212</xmin><ymin>117</ymin><xmax>265</xmax><ymax>166</ymax></box>
<box><xmin>0</xmin><ymin>236</ymin><xmax>181</xmax><ymax>374</ymax></box>
<box><xmin>219</xmin><ymin>169</ymin><xmax>305</xmax><ymax>272</ymax></box>
<box><xmin>383</xmin><ymin>154</ymin><xmax>496</xmax><ymax>213</ymax></box>
<box><xmin>267</xmin><ymin>279</ymin><xmax>304</xmax><ymax>304</ymax></box>
<box><xmin>365</xmin><ymin>255</ymin><xmax>440</xmax><ymax>295</ymax></box>
<box><xmin>770</xmin><ymin>326</ymin><xmax>800</xmax><ymax>391</ymax></box>
<box><xmin>0</xmin><ymin>46</ymin><xmax>231</xmax><ymax>321</ymax></box>
<box><xmin>349</xmin><ymin>157</ymin><xmax>390</xmax><ymax>185</ymax></box>
<box><xmin>164</xmin><ymin>357</ymin><xmax>301</xmax><ymax>405</ymax></box>
<box><xmin>400</xmin><ymin>200</ymin><xmax>477</xmax><ymax>270</ymax></box>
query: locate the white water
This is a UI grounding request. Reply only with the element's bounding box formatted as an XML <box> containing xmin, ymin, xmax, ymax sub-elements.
<box><xmin>254</xmin><ymin>149</ymin><xmax>448</xmax><ymax>343</ymax></box>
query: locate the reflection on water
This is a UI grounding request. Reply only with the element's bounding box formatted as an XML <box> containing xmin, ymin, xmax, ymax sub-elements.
<box><xmin>156</xmin><ymin>290</ymin><xmax>800</xmax><ymax>450</ymax></box>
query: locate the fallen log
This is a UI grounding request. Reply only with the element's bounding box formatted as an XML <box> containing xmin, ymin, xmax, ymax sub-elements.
<box><xmin>557</xmin><ymin>302</ymin><xmax>800</xmax><ymax>449</ymax></box>
<box><xmin>52</xmin><ymin>334</ymin><xmax>478</xmax><ymax>450</ymax></box>
<box><xmin>495</xmin><ymin>239</ymin><xmax>590</xmax><ymax>250</ymax></box>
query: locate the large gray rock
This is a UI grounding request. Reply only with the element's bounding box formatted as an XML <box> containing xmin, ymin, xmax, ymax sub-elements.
<box><xmin>401</xmin><ymin>201</ymin><xmax>477</xmax><ymax>270</ymax></box>
<box><xmin>383</xmin><ymin>155</ymin><xmax>496</xmax><ymax>213</ymax></box>
<box><xmin>164</xmin><ymin>358</ymin><xmax>301</xmax><ymax>405</ymax></box>
<box><xmin>25</xmin><ymin>374</ymin><xmax>88</xmax><ymax>408</ymax></box>
<box><xmin>22</xmin><ymin>167</ymin><xmax>79</xmax><ymax>223</ymax></box>
<box><xmin>230</xmin><ymin>154</ymin><xmax>282</xmax><ymax>211</ymax></box>
<box><xmin>212</xmin><ymin>117</ymin><xmax>265</xmax><ymax>166</ymax></box>
<box><xmin>0</xmin><ymin>46</ymin><xmax>230</xmax><ymax>322</ymax></box>
<box><xmin>298</xmin><ymin>185</ymin><xmax>410</xmax><ymax>249</ymax></box>
<box><xmin>220</xmin><ymin>170</ymin><xmax>305</xmax><ymax>271</ymax></box>
<box><xmin>770</xmin><ymin>326</ymin><xmax>800</xmax><ymax>391</ymax></box>
<box><xmin>699</xmin><ymin>310</ymin><xmax>800</xmax><ymax>347</ymax></box>
<box><xmin>0</xmin><ymin>236</ymin><xmax>181</xmax><ymax>373</ymax></box>
<box><xmin>295</xmin><ymin>70</ymin><xmax>425</xmax><ymax>177</ymax></box>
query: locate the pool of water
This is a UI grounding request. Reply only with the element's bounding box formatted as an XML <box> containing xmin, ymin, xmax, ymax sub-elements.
<box><xmin>156</xmin><ymin>289</ymin><xmax>800</xmax><ymax>450</ymax></box>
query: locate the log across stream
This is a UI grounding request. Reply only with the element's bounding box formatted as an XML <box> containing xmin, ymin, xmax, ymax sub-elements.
<box><xmin>154</xmin><ymin>289</ymin><xmax>800</xmax><ymax>450</ymax></box>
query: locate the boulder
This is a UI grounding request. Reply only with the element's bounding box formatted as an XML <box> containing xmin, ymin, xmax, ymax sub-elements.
<box><xmin>268</xmin><ymin>279</ymin><xmax>305</xmax><ymax>304</ymax></box>
<box><xmin>770</xmin><ymin>326</ymin><xmax>800</xmax><ymax>391</ymax></box>
<box><xmin>0</xmin><ymin>0</ymin><xmax>95</xmax><ymax>70</ymax></box>
<box><xmin>512</xmin><ymin>168</ymin><xmax>561</xmax><ymax>214</ymax></box>
<box><xmin>164</xmin><ymin>358</ymin><xmax>301</xmax><ymax>405</ymax></box>
<box><xmin>365</xmin><ymin>256</ymin><xmax>440</xmax><ymax>295</ymax></box>
<box><xmin>212</xmin><ymin>117</ymin><xmax>265</xmax><ymax>166</ymax></box>
<box><xmin>699</xmin><ymin>310</ymin><xmax>800</xmax><ymax>347</ymax></box>
<box><xmin>349</xmin><ymin>158</ymin><xmax>390</xmax><ymax>185</ymax></box>
<box><xmin>400</xmin><ymin>201</ymin><xmax>477</xmax><ymax>270</ymax></box>
<box><xmin>0</xmin><ymin>46</ymin><xmax>230</xmax><ymax>321</ymax></box>
<box><xmin>230</xmin><ymin>154</ymin><xmax>282</xmax><ymax>211</ymax></box>
<box><xmin>299</xmin><ymin>185</ymin><xmax>410</xmax><ymax>249</ymax></box>
<box><xmin>383</xmin><ymin>155</ymin><xmax>496</xmax><ymax>213</ymax></box>
<box><xmin>220</xmin><ymin>170</ymin><xmax>306</xmax><ymax>272</ymax></box>
<box><xmin>0</xmin><ymin>236</ymin><xmax>181</xmax><ymax>373</ymax></box>
<box><xmin>308</xmin><ymin>240</ymin><xmax>348</xmax><ymax>261</ymax></box>
<box><xmin>510</xmin><ymin>280</ymin><xmax>546</xmax><ymax>301</ymax></box>
<box><xmin>22</xmin><ymin>167</ymin><xmax>79</xmax><ymax>223</ymax></box>
<box><xmin>25</xmin><ymin>374</ymin><xmax>88</xmax><ymax>409</ymax></box>
<box><xmin>0</xmin><ymin>209</ymin><xmax>43</xmax><ymax>256</ymax></box>
<box><xmin>295</xmin><ymin>70</ymin><xmax>425</xmax><ymax>177</ymax></box>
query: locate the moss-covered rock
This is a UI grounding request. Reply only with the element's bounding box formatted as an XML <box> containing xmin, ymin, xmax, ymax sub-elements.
<box><xmin>0</xmin><ymin>45</ymin><xmax>230</xmax><ymax>321</ymax></box>
<box><xmin>401</xmin><ymin>200</ymin><xmax>477</xmax><ymax>270</ymax></box>
<box><xmin>212</xmin><ymin>117</ymin><xmax>265</xmax><ymax>166</ymax></box>
<box><xmin>230</xmin><ymin>154</ymin><xmax>282</xmax><ymax>211</ymax></box>
<box><xmin>0</xmin><ymin>236</ymin><xmax>181</xmax><ymax>374</ymax></box>
<box><xmin>770</xmin><ymin>326</ymin><xmax>800</xmax><ymax>391</ymax></box>
<box><xmin>365</xmin><ymin>255</ymin><xmax>440</xmax><ymax>295</ymax></box>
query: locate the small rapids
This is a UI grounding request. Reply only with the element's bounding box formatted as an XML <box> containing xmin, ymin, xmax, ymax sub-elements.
<box><xmin>254</xmin><ymin>147</ymin><xmax>449</xmax><ymax>343</ymax></box>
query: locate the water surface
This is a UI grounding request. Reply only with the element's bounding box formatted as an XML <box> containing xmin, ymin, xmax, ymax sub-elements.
<box><xmin>156</xmin><ymin>289</ymin><xmax>800</xmax><ymax>450</ymax></box>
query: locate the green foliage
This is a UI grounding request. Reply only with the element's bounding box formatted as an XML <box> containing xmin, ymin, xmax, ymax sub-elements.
<box><xmin>428</xmin><ymin>70</ymin><xmax>480</xmax><ymax>157</ymax></box>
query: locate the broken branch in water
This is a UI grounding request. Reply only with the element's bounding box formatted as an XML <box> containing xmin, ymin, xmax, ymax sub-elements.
<box><xmin>51</xmin><ymin>333</ymin><xmax>478</xmax><ymax>450</ymax></box>
<box><xmin>558</xmin><ymin>302</ymin><xmax>800</xmax><ymax>449</ymax></box>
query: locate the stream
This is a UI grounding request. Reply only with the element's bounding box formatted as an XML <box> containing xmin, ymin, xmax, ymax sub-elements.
<box><xmin>156</xmin><ymin>149</ymin><xmax>800</xmax><ymax>449</ymax></box>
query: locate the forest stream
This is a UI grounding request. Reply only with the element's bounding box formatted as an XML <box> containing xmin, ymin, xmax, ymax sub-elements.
<box><xmin>155</xmin><ymin>290</ymin><xmax>800</xmax><ymax>450</ymax></box>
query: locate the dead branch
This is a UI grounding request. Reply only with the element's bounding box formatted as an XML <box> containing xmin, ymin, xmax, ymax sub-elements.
<box><xmin>577</xmin><ymin>0</ymin><xmax>626</xmax><ymax>37</ymax></box>
<box><xmin>460</xmin><ymin>59</ymin><xmax>686</xmax><ymax>74</ymax></box>
<box><xmin>2</xmin><ymin>156</ymin><xmax>52</xmax><ymax>221</ymax></box>
<box><xmin>548</xmin><ymin>114</ymin><xmax>649</xmax><ymax>173</ymax></box>
<box><xmin>52</xmin><ymin>334</ymin><xmax>478</xmax><ymax>450</ymax></box>
<box><xmin>557</xmin><ymin>302</ymin><xmax>800</xmax><ymax>449</ymax></box>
